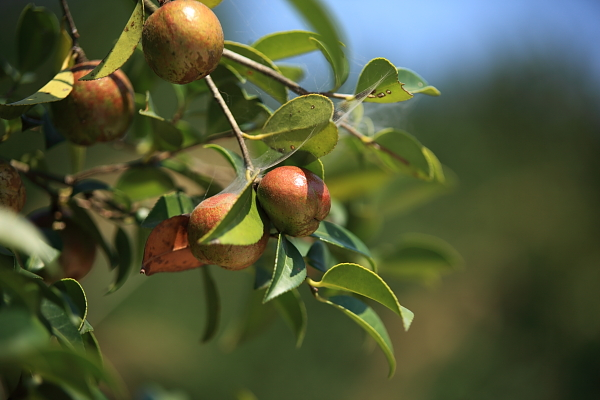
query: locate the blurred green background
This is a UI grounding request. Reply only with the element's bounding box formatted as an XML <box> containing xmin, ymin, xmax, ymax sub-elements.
<box><xmin>2</xmin><ymin>0</ymin><xmax>600</xmax><ymax>399</ymax></box>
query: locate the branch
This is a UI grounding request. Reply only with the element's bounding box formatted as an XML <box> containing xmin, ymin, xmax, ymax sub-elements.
<box><xmin>59</xmin><ymin>0</ymin><xmax>86</xmax><ymax>61</ymax></box>
<box><xmin>204</xmin><ymin>74</ymin><xmax>254</xmax><ymax>172</ymax></box>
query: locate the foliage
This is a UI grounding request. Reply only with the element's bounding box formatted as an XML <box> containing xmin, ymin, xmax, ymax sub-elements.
<box><xmin>0</xmin><ymin>0</ymin><xmax>462</xmax><ymax>398</ymax></box>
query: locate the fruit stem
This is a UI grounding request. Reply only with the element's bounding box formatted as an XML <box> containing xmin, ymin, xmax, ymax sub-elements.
<box><xmin>204</xmin><ymin>74</ymin><xmax>255</xmax><ymax>173</ymax></box>
<box><xmin>59</xmin><ymin>0</ymin><xmax>87</xmax><ymax>61</ymax></box>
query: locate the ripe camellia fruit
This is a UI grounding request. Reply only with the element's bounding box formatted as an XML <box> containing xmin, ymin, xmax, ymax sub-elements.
<box><xmin>142</xmin><ymin>0</ymin><xmax>224</xmax><ymax>84</ymax></box>
<box><xmin>187</xmin><ymin>192</ymin><xmax>269</xmax><ymax>270</ymax></box>
<box><xmin>50</xmin><ymin>60</ymin><xmax>135</xmax><ymax>146</ymax></box>
<box><xmin>0</xmin><ymin>160</ymin><xmax>26</xmax><ymax>213</ymax></box>
<box><xmin>257</xmin><ymin>166</ymin><xmax>331</xmax><ymax>237</ymax></box>
<box><xmin>29</xmin><ymin>209</ymin><xmax>97</xmax><ymax>281</ymax></box>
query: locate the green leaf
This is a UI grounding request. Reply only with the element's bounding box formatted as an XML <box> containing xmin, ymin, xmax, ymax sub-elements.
<box><xmin>0</xmin><ymin>68</ymin><xmax>74</xmax><ymax>120</ymax></box>
<box><xmin>258</xmin><ymin>94</ymin><xmax>336</xmax><ymax>160</ymax></box>
<box><xmin>356</xmin><ymin>58</ymin><xmax>412</xmax><ymax>103</ymax></box>
<box><xmin>81</xmin><ymin>330</ymin><xmax>103</xmax><ymax>365</ymax></box>
<box><xmin>115</xmin><ymin>166</ymin><xmax>175</xmax><ymax>202</ymax></box>
<box><xmin>200</xmin><ymin>266</ymin><xmax>220</xmax><ymax>342</ymax></box>
<box><xmin>282</xmin><ymin>0</ymin><xmax>349</xmax><ymax>89</ymax></box>
<box><xmin>222</xmin><ymin>41</ymin><xmax>288</xmax><ymax>104</ymax></box>
<box><xmin>277</xmin><ymin>64</ymin><xmax>305</xmax><ymax>82</ymax></box>
<box><xmin>310</xmin><ymin>263</ymin><xmax>413</xmax><ymax>331</ymax></box>
<box><xmin>204</xmin><ymin>144</ymin><xmax>245</xmax><ymax>176</ymax></box>
<box><xmin>306</xmin><ymin>240</ymin><xmax>334</xmax><ymax>272</ymax></box>
<box><xmin>80</xmin><ymin>0</ymin><xmax>144</xmax><ymax>80</ymax></box>
<box><xmin>397</xmin><ymin>67</ymin><xmax>440</xmax><ymax>96</ymax></box>
<box><xmin>0</xmin><ymin>308</ymin><xmax>49</xmax><ymax>361</ymax></box>
<box><xmin>322</xmin><ymin>295</ymin><xmax>396</xmax><ymax>377</ymax></box>
<box><xmin>1</xmin><ymin>117</ymin><xmax>22</xmax><ymax>142</ymax></box>
<box><xmin>141</xmin><ymin>192</ymin><xmax>195</xmax><ymax>229</ymax></box>
<box><xmin>139</xmin><ymin>92</ymin><xmax>184</xmax><ymax>151</ymax></box>
<box><xmin>16</xmin><ymin>4</ymin><xmax>59</xmax><ymax>72</ymax></box>
<box><xmin>108</xmin><ymin>227</ymin><xmax>133</xmax><ymax>293</ymax></box>
<box><xmin>161</xmin><ymin>158</ymin><xmax>223</xmax><ymax>196</ymax></box>
<box><xmin>198</xmin><ymin>182</ymin><xmax>266</xmax><ymax>246</ymax></box>
<box><xmin>310</xmin><ymin>220</ymin><xmax>375</xmax><ymax>270</ymax></box>
<box><xmin>0</xmin><ymin>268</ymin><xmax>43</xmax><ymax>312</ymax></box>
<box><xmin>263</xmin><ymin>234</ymin><xmax>306</xmax><ymax>303</ymax></box>
<box><xmin>40</xmin><ymin>294</ymin><xmax>85</xmax><ymax>352</ymax></box>
<box><xmin>273</xmin><ymin>289</ymin><xmax>307</xmax><ymax>348</ymax></box>
<box><xmin>52</xmin><ymin>278</ymin><xmax>87</xmax><ymax>328</ymax></box>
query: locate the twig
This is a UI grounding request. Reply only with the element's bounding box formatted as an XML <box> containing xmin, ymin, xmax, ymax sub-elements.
<box><xmin>204</xmin><ymin>74</ymin><xmax>254</xmax><ymax>172</ymax></box>
<box><xmin>144</xmin><ymin>0</ymin><xmax>158</xmax><ymax>14</ymax></box>
<box><xmin>59</xmin><ymin>0</ymin><xmax>86</xmax><ymax>61</ymax></box>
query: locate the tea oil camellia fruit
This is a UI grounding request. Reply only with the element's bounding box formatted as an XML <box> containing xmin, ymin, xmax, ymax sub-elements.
<box><xmin>142</xmin><ymin>0</ymin><xmax>224</xmax><ymax>84</ymax></box>
<box><xmin>257</xmin><ymin>166</ymin><xmax>331</xmax><ymax>237</ymax></box>
<box><xmin>0</xmin><ymin>160</ymin><xmax>26</xmax><ymax>213</ymax></box>
<box><xmin>50</xmin><ymin>60</ymin><xmax>135</xmax><ymax>146</ymax></box>
<box><xmin>29</xmin><ymin>209</ymin><xmax>97</xmax><ymax>281</ymax></box>
<box><xmin>187</xmin><ymin>193</ymin><xmax>269</xmax><ymax>270</ymax></box>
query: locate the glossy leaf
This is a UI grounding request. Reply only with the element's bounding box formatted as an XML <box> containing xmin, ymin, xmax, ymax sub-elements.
<box><xmin>258</xmin><ymin>95</ymin><xmax>336</xmax><ymax>159</ymax></box>
<box><xmin>310</xmin><ymin>220</ymin><xmax>375</xmax><ymax>270</ymax></box>
<box><xmin>16</xmin><ymin>4</ymin><xmax>59</xmax><ymax>72</ymax></box>
<box><xmin>356</xmin><ymin>58</ymin><xmax>412</xmax><ymax>103</ymax></box>
<box><xmin>283</xmin><ymin>0</ymin><xmax>349</xmax><ymax>89</ymax></box>
<box><xmin>263</xmin><ymin>234</ymin><xmax>306</xmax><ymax>303</ymax></box>
<box><xmin>198</xmin><ymin>182</ymin><xmax>266</xmax><ymax>246</ymax></box>
<box><xmin>0</xmin><ymin>308</ymin><xmax>49</xmax><ymax>361</ymax></box>
<box><xmin>52</xmin><ymin>279</ymin><xmax>87</xmax><ymax>328</ymax></box>
<box><xmin>323</xmin><ymin>295</ymin><xmax>396</xmax><ymax>377</ymax></box>
<box><xmin>200</xmin><ymin>266</ymin><xmax>220</xmax><ymax>342</ymax></box>
<box><xmin>108</xmin><ymin>227</ymin><xmax>133</xmax><ymax>293</ymax></box>
<box><xmin>204</xmin><ymin>144</ymin><xmax>245</xmax><ymax>175</ymax></box>
<box><xmin>306</xmin><ymin>240</ymin><xmax>334</xmax><ymax>272</ymax></box>
<box><xmin>253</xmin><ymin>30</ymin><xmax>325</xmax><ymax>61</ymax></box>
<box><xmin>141</xmin><ymin>192</ymin><xmax>195</xmax><ymax>229</ymax></box>
<box><xmin>222</xmin><ymin>41</ymin><xmax>288</xmax><ymax>104</ymax></box>
<box><xmin>310</xmin><ymin>263</ymin><xmax>413</xmax><ymax>331</ymax></box>
<box><xmin>141</xmin><ymin>215</ymin><xmax>203</xmax><ymax>275</ymax></box>
<box><xmin>0</xmin><ymin>68</ymin><xmax>74</xmax><ymax>120</ymax></box>
<box><xmin>80</xmin><ymin>0</ymin><xmax>144</xmax><ymax>80</ymax></box>
<box><xmin>115</xmin><ymin>166</ymin><xmax>175</xmax><ymax>202</ymax></box>
<box><xmin>273</xmin><ymin>289</ymin><xmax>307</xmax><ymax>347</ymax></box>
<box><xmin>397</xmin><ymin>67</ymin><xmax>440</xmax><ymax>96</ymax></box>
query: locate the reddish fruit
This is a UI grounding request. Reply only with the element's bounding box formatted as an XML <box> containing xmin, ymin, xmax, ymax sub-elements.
<box><xmin>50</xmin><ymin>60</ymin><xmax>135</xmax><ymax>146</ymax></box>
<box><xmin>142</xmin><ymin>0</ymin><xmax>224</xmax><ymax>84</ymax></box>
<box><xmin>187</xmin><ymin>193</ymin><xmax>269</xmax><ymax>270</ymax></box>
<box><xmin>29</xmin><ymin>209</ymin><xmax>97</xmax><ymax>281</ymax></box>
<box><xmin>257</xmin><ymin>166</ymin><xmax>331</xmax><ymax>237</ymax></box>
<box><xmin>0</xmin><ymin>160</ymin><xmax>26</xmax><ymax>213</ymax></box>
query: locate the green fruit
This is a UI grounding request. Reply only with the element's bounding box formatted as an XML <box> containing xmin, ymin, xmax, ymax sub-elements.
<box><xmin>0</xmin><ymin>160</ymin><xmax>26</xmax><ymax>213</ymax></box>
<box><xmin>29</xmin><ymin>209</ymin><xmax>97</xmax><ymax>281</ymax></box>
<box><xmin>142</xmin><ymin>0</ymin><xmax>224</xmax><ymax>84</ymax></box>
<box><xmin>257</xmin><ymin>166</ymin><xmax>331</xmax><ymax>237</ymax></box>
<box><xmin>187</xmin><ymin>192</ymin><xmax>269</xmax><ymax>270</ymax></box>
<box><xmin>50</xmin><ymin>60</ymin><xmax>135</xmax><ymax>146</ymax></box>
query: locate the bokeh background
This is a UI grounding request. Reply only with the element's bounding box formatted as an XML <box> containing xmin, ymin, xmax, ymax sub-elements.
<box><xmin>1</xmin><ymin>0</ymin><xmax>600</xmax><ymax>399</ymax></box>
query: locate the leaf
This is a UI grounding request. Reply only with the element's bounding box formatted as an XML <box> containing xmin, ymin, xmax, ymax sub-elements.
<box><xmin>139</xmin><ymin>97</ymin><xmax>184</xmax><ymax>151</ymax></box>
<box><xmin>52</xmin><ymin>278</ymin><xmax>87</xmax><ymax>328</ymax></box>
<box><xmin>80</xmin><ymin>0</ymin><xmax>144</xmax><ymax>80</ymax></box>
<box><xmin>81</xmin><ymin>330</ymin><xmax>103</xmax><ymax>365</ymax></box>
<box><xmin>282</xmin><ymin>0</ymin><xmax>349</xmax><ymax>89</ymax></box>
<box><xmin>115</xmin><ymin>166</ymin><xmax>175</xmax><ymax>202</ymax></box>
<box><xmin>204</xmin><ymin>144</ymin><xmax>245</xmax><ymax>176</ymax></box>
<box><xmin>198</xmin><ymin>182</ymin><xmax>266</xmax><ymax>246</ymax></box>
<box><xmin>310</xmin><ymin>220</ymin><xmax>375</xmax><ymax>270</ymax></box>
<box><xmin>141</xmin><ymin>215</ymin><xmax>203</xmax><ymax>275</ymax></box>
<box><xmin>310</xmin><ymin>263</ymin><xmax>413</xmax><ymax>331</ymax></box>
<box><xmin>273</xmin><ymin>289</ymin><xmax>307</xmax><ymax>348</ymax></box>
<box><xmin>323</xmin><ymin>295</ymin><xmax>396</xmax><ymax>377</ymax></box>
<box><xmin>397</xmin><ymin>67</ymin><xmax>440</xmax><ymax>96</ymax></box>
<box><xmin>40</xmin><ymin>294</ymin><xmax>85</xmax><ymax>352</ymax></box>
<box><xmin>16</xmin><ymin>4</ymin><xmax>59</xmax><ymax>72</ymax></box>
<box><xmin>141</xmin><ymin>192</ymin><xmax>195</xmax><ymax>229</ymax></box>
<box><xmin>108</xmin><ymin>227</ymin><xmax>133</xmax><ymax>293</ymax></box>
<box><xmin>1</xmin><ymin>117</ymin><xmax>22</xmax><ymax>143</ymax></box>
<box><xmin>0</xmin><ymin>68</ymin><xmax>74</xmax><ymax>120</ymax></box>
<box><xmin>200</xmin><ymin>266</ymin><xmax>220</xmax><ymax>342</ymax></box>
<box><xmin>258</xmin><ymin>94</ymin><xmax>336</xmax><ymax>160</ymax></box>
<box><xmin>263</xmin><ymin>234</ymin><xmax>306</xmax><ymax>303</ymax></box>
<box><xmin>221</xmin><ymin>41</ymin><xmax>288</xmax><ymax>104</ymax></box>
<box><xmin>277</xmin><ymin>65</ymin><xmax>304</xmax><ymax>82</ymax></box>
<box><xmin>306</xmin><ymin>240</ymin><xmax>334</xmax><ymax>273</ymax></box>
<box><xmin>356</xmin><ymin>58</ymin><xmax>412</xmax><ymax>103</ymax></box>
<box><xmin>253</xmin><ymin>30</ymin><xmax>331</xmax><ymax>63</ymax></box>
<box><xmin>0</xmin><ymin>308</ymin><xmax>49</xmax><ymax>361</ymax></box>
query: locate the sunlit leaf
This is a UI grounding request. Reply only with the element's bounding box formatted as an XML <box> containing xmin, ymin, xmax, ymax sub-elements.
<box><xmin>277</xmin><ymin>65</ymin><xmax>304</xmax><ymax>82</ymax></box>
<box><xmin>200</xmin><ymin>266</ymin><xmax>220</xmax><ymax>342</ymax></box>
<box><xmin>310</xmin><ymin>220</ymin><xmax>375</xmax><ymax>270</ymax></box>
<box><xmin>80</xmin><ymin>0</ymin><xmax>144</xmax><ymax>80</ymax></box>
<box><xmin>141</xmin><ymin>215</ymin><xmax>203</xmax><ymax>275</ymax></box>
<box><xmin>372</xmin><ymin>128</ymin><xmax>430</xmax><ymax>179</ymax></box>
<box><xmin>141</xmin><ymin>192</ymin><xmax>195</xmax><ymax>229</ymax></box>
<box><xmin>16</xmin><ymin>4</ymin><xmax>59</xmax><ymax>72</ymax></box>
<box><xmin>322</xmin><ymin>295</ymin><xmax>396</xmax><ymax>377</ymax></box>
<box><xmin>115</xmin><ymin>166</ymin><xmax>175</xmax><ymax>202</ymax></box>
<box><xmin>397</xmin><ymin>67</ymin><xmax>440</xmax><ymax>96</ymax></box>
<box><xmin>263</xmin><ymin>234</ymin><xmax>306</xmax><ymax>303</ymax></box>
<box><xmin>273</xmin><ymin>289</ymin><xmax>307</xmax><ymax>347</ymax></box>
<box><xmin>356</xmin><ymin>58</ymin><xmax>412</xmax><ymax>103</ymax></box>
